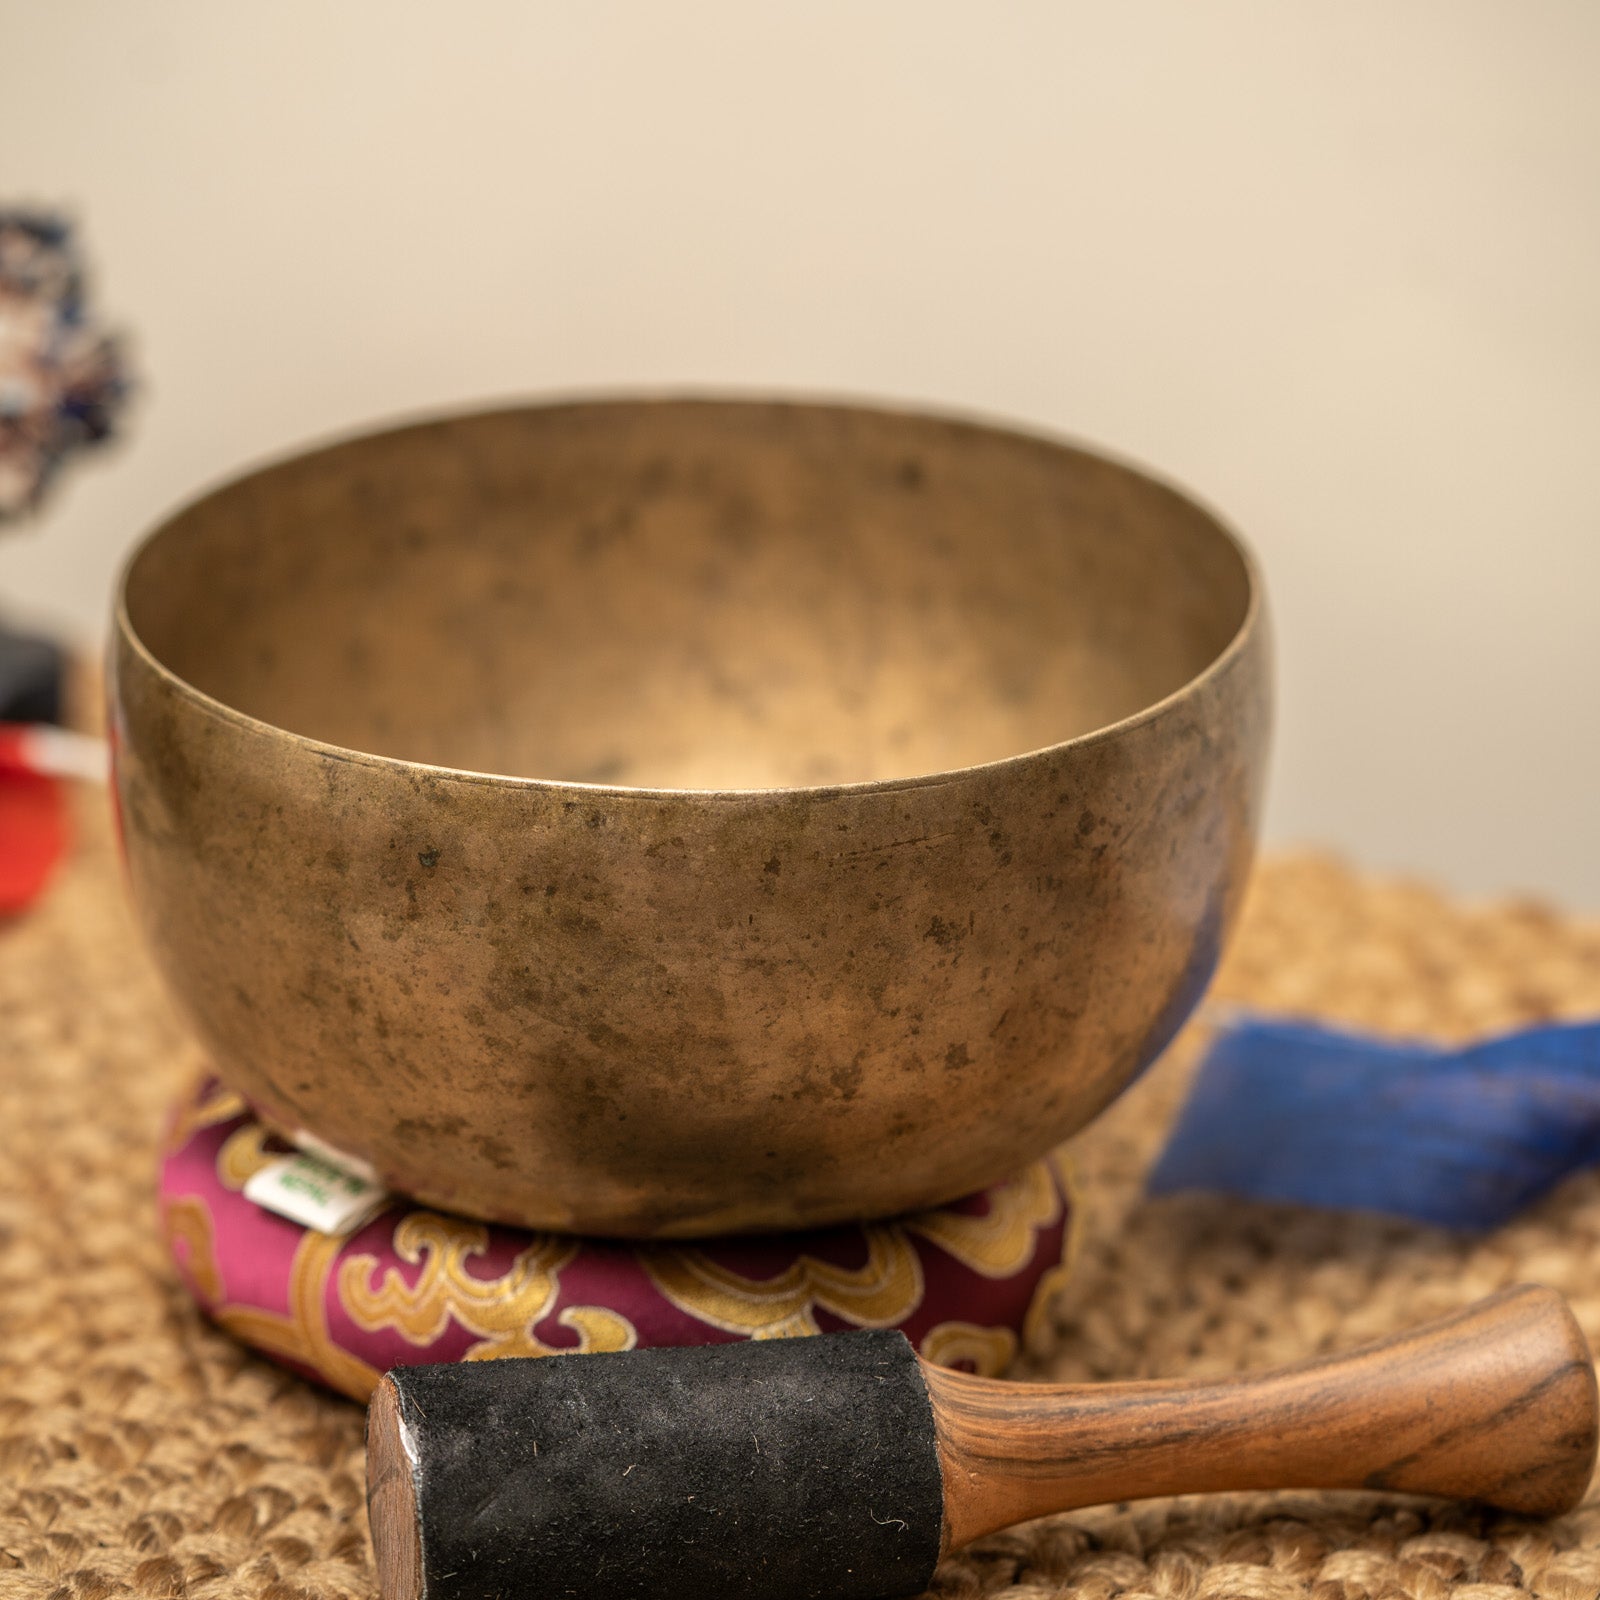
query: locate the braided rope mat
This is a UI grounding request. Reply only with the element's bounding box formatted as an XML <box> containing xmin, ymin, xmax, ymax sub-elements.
<box><xmin>5</xmin><ymin>803</ymin><xmax>1600</xmax><ymax>1600</ymax></box>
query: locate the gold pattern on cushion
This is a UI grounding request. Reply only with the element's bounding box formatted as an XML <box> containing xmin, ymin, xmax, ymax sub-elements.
<box><xmin>338</xmin><ymin>1212</ymin><xmax>636</xmax><ymax>1361</ymax></box>
<box><xmin>905</xmin><ymin>1158</ymin><xmax>1063</xmax><ymax>1277</ymax></box>
<box><xmin>218</xmin><ymin>1230</ymin><xmax>381</xmax><ymax>1401</ymax></box>
<box><xmin>216</xmin><ymin>1122</ymin><xmax>276</xmax><ymax>1191</ymax></box>
<box><xmin>640</xmin><ymin>1155</ymin><xmax>1071</xmax><ymax>1340</ymax></box>
<box><xmin>161</xmin><ymin>1195</ymin><xmax>225</xmax><ymax>1304</ymax></box>
<box><xmin>162</xmin><ymin>1078</ymin><xmax>247</xmax><ymax>1157</ymax></box>
<box><xmin>1022</xmin><ymin>1158</ymin><xmax>1086</xmax><ymax>1350</ymax></box>
<box><xmin>919</xmin><ymin>1321</ymin><xmax>1017</xmax><ymax>1376</ymax></box>
<box><xmin>639</xmin><ymin>1225</ymin><xmax>925</xmax><ymax>1338</ymax></box>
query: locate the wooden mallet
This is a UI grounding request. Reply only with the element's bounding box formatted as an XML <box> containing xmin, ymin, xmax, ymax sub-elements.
<box><xmin>366</xmin><ymin>1284</ymin><xmax>1598</xmax><ymax>1600</ymax></box>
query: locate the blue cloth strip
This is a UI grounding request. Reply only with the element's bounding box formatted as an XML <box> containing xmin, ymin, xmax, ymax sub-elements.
<box><xmin>1146</xmin><ymin>1015</ymin><xmax>1600</xmax><ymax>1231</ymax></box>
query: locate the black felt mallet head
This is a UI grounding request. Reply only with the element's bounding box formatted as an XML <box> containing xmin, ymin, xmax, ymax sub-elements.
<box><xmin>366</xmin><ymin>1286</ymin><xmax>1598</xmax><ymax>1600</ymax></box>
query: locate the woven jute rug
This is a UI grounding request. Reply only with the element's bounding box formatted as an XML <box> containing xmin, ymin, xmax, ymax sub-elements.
<box><xmin>5</xmin><ymin>798</ymin><xmax>1600</xmax><ymax>1600</ymax></box>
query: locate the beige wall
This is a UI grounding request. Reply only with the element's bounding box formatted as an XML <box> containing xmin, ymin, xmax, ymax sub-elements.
<box><xmin>2</xmin><ymin>1</ymin><xmax>1596</xmax><ymax>903</ymax></box>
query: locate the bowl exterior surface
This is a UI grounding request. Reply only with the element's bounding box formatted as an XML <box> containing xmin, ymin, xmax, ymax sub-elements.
<box><xmin>113</xmin><ymin>403</ymin><xmax>1271</xmax><ymax>1236</ymax></box>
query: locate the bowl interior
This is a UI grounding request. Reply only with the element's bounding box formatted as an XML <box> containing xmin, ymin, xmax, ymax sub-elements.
<box><xmin>123</xmin><ymin>400</ymin><xmax>1251</xmax><ymax>790</ymax></box>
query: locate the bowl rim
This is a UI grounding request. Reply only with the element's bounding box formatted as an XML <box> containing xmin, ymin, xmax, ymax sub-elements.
<box><xmin>112</xmin><ymin>389</ymin><xmax>1265</xmax><ymax>804</ymax></box>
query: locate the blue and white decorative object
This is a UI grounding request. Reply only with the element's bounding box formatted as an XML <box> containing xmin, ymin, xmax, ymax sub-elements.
<box><xmin>0</xmin><ymin>210</ymin><xmax>130</xmax><ymax>523</ymax></box>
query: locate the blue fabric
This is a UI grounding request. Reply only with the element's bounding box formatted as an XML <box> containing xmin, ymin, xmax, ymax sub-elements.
<box><xmin>1146</xmin><ymin>1015</ymin><xmax>1600</xmax><ymax>1231</ymax></box>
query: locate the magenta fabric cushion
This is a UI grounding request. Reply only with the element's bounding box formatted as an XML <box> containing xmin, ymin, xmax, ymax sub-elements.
<box><xmin>160</xmin><ymin>1077</ymin><xmax>1078</xmax><ymax>1401</ymax></box>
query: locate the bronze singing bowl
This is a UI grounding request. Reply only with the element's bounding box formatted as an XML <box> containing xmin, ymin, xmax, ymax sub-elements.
<box><xmin>112</xmin><ymin>398</ymin><xmax>1271</xmax><ymax>1236</ymax></box>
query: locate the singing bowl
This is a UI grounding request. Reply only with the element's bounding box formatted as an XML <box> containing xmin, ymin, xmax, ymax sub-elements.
<box><xmin>112</xmin><ymin>398</ymin><xmax>1271</xmax><ymax>1236</ymax></box>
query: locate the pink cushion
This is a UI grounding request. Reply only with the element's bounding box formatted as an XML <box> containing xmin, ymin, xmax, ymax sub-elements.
<box><xmin>160</xmin><ymin>1076</ymin><xmax>1078</xmax><ymax>1401</ymax></box>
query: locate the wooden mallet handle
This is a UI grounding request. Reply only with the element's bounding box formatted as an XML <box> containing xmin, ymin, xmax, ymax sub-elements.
<box><xmin>932</xmin><ymin>1283</ymin><xmax>1599</xmax><ymax>1550</ymax></box>
<box><xmin>368</xmin><ymin>1285</ymin><xmax>1597</xmax><ymax>1600</ymax></box>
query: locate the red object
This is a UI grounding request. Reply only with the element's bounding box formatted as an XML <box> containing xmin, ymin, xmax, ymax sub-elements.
<box><xmin>0</xmin><ymin>763</ymin><xmax>66</xmax><ymax>914</ymax></box>
<box><xmin>161</xmin><ymin>1077</ymin><xmax>1079</xmax><ymax>1401</ymax></box>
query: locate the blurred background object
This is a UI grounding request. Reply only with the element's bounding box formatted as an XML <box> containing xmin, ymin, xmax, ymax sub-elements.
<box><xmin>0</xmin><ymin>627</ymin><xmax>70</xmax><ymax>917</ymax></box>
<box><xmin>0</xmin><ymin>212</ymin><xmax>129</xmax><ymax>521</ymax></box>
<box><xmin>0</xmin><ymin>207</ymin><xmax>123</xmax><ymax>915</ymax></box>
<box><xmin>0</xmin><ymin>0</ymin><xmax>1594</xmax><ymax>900</ymax></box>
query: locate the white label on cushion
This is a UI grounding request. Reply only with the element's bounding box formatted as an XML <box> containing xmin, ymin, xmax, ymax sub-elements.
<box><xmin>243</xmin><ymin>1151</ymin><xmax>390</xmax><ymax>1236</ymax></box>
<box><xmin>288</xmin><ymin>1128</ymin><xmax>381</xmax><ymax>1185</ymax></box>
